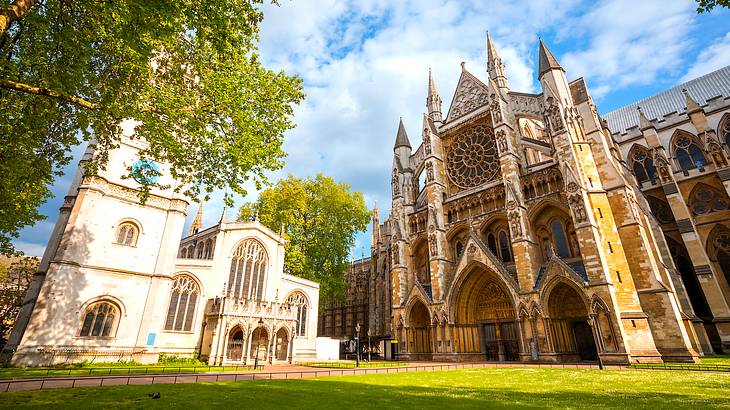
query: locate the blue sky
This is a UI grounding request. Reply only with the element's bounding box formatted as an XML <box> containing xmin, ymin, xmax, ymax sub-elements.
<box><xmin>13</xmin><ymin>0</ymin><xmax>730</xmax><ymax>257</ymax></box>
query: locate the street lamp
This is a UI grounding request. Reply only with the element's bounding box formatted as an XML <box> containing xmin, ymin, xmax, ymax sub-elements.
<box><xmin>367</xmin><ymin>329</ymin><xmax>372</xmax><ymax>362</ymax></box>
<box><xmin>355</xmin><ymin>323</ymin><xmax>361</xmax><ymax>368</ymax></box>
<box><xmin>254</xmin><ymin>317</ymin><xmax>264</xmax><ymax>370</ymax></box>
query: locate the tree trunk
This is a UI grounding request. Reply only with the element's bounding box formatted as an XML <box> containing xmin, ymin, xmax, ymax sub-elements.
<box><xmin>0</xmin><ymin>0</ymin><xmax>37</xmax><ymax>36</ymax></box>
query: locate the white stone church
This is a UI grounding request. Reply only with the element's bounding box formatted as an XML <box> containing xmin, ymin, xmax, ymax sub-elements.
<box><xmin>5</xmin><ymin>134</ymin><xmax>320</xmax><ymax>366</ymax></box>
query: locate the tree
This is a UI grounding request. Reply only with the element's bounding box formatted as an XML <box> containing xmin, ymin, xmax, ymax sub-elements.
<box><xmin>0</xmin><ymin>0</ymin><xmax>304</xmax><ymax>255</ymax></box>
<box><xmin>0</xmin><ymin>255</ymin><xmax>36</xmax><ymax>348</ymax></box>
<box><xmin>696</xmin><ymin>0</ymin><xmax>730</xmax><ymax>12</ymax></box>
<box><xmin>238</xmin><ymin>174</ymin><xmax>371</xmax><ymax>304</ymax></box>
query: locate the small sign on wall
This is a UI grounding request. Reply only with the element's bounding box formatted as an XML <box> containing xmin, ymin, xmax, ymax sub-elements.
<box><xmin>146</xmin><ymin>332</ymin><xmax>156</xmax><ymax>346</ymax></box>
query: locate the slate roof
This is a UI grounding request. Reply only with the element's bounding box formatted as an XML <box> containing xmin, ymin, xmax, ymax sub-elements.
<box><xmin>603</xmin><ymin>65</ymin><xmax>730</xmax><ymax>135</ymax></box>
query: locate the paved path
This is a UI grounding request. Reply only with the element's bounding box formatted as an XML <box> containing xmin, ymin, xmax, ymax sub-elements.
<box><xmin>0</xmin><ymin>362</ymin><xmax>612</xmax><ymax>393</ymax></box>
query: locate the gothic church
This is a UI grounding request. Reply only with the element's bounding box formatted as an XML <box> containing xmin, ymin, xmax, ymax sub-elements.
<box><xmin>342</xmin><ymin>37</ymin><xmax>730</xmax><ymax>363</ymax></box>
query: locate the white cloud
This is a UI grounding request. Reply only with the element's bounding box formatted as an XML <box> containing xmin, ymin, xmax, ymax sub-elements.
<box><xmin>14</xmin><ymin>241</ymin><xmax>46</xmax><ymax>257</ymax></box>
<box><xmin>681</xmin><ymin>32</ymin><xmax>730</xmax><ymax>82</ymax></box>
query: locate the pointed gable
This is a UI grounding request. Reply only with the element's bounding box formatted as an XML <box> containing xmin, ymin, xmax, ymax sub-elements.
<box><xmin>445</xmin><ymin>64</ymin><xmax>492</xmax><ymax>123</ymax></box>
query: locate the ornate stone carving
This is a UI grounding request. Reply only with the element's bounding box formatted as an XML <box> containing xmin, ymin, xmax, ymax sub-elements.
<box><xmin>544</xmin><ymin>97</ymin><xmax>565</xmax><ymax>134</ymax></box>
<box><xmin>428</xmin><ymin>233</ymin><xmax>438</xmax><ymax>255</ymax></box>
<box><xmin>467</xmin><ymin>243</ymin><xmax>477</xmax><ymax>257</ymax></box>
<box><xmin>391</xmin><ymin>169</ymin><xmax>400</xmax><ymax>195</ymax></box>
<box><xmin>445</xmin><ymin>122</ymin><xmax>500</xmax><ymax>188</ymax></box>
<box><xmin>426</xmin><ymin>161</ymin><xmax>434</xmax><ymax>183</ymax></box>
<box><xmin>568</xmin><ymin>194</ymin><xmax>588</xmax><ymax>223</ymax></box>
<box><xmin>448</xmin><ymin>76</ymin><xmax>490</xmax><ymax>120</ymax></box>
<box><xmin>424</xmin><ymin>133</ymin><xmax>432</xmax><ymax>155</ymax></box>
<box><xmin>490</xmin><ymin>94</ymin><xmax>502</xmax><ymax>124</ymax></box>
<box><xmin>508</xmin><ymin>211</ymin><xmax>522</xmax><ymax>237</ymax></box>
<box><xmin>391</xmin><ymin>243</ymin><xmax>399</xmax><ymax>265</ymax></box>
<box><xmin>651</xmin><ymin>149</ymin><xmax>672</xmax><ymax>183</ymax></box>
<box><xmin>495</xmin><ymin>129</ymin><xmax>507</xmax><ymax>154</ymax></box>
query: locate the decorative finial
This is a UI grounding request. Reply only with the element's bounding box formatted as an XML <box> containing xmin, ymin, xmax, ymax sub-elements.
<box><xmin>461</xmin><ymin>61</ymin><xmax>466</xmax><ymax>70</ymax></box>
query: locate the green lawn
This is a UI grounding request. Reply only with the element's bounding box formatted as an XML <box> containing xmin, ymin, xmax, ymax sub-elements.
<box><xmin>2</xmin><ymin>368</ymin><xmax>729</xmax><ymax>409</ymax></box>
<box><xmin>299</xmin><ymin>360</ymin><xmax>409</xmax><ymax>369</ymax></box>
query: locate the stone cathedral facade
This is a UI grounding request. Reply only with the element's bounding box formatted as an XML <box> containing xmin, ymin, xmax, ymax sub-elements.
<box><xmin>356</xmin><ymin>38</ymin><xmax>730</xmax><ymax>364</ymax></box>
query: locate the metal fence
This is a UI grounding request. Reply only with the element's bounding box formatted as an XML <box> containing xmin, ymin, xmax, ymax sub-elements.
<box><xmin>0</xmin><ymin>364</ymin><xmax>263</xmax><ymax>379</ymax></box>
<box><xmin>1</xmin><ymin>360</ymin><xmax>727</xmax><ymax>393</ymax></box>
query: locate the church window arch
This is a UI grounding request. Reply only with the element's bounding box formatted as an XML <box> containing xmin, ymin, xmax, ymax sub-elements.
<box><xmin>164</xmin><ymin>275</ymin><xmax>200</xmax><ymax>332</ymax></box>
<box><xmin>455</xmin><ymin>241</ymin><xmax>464</xmax><ymax>259</ymax></box>
<box><xmin>719</xmin><ymin>114</ymin><xmax>730</xmax><ymax>150</ymax></box>
<box><xmin>180</xmin><ymin>248</ymin><xmax>188</xmax><ymax>258</ymax></box>
<box><xmin>647</xmin><ymin>196</ymin><xmax>675</xmax><ymax>224</ymax></box>
<box><xmin>203</xmin><ymin>238</ymin><xmax>214</xmax><ymax>259</ymax></box>
<box><xmin>287</xmin><ymin>291</ymin><xmax>309</xmax><ymax>337</ymax></box>
<box><xmin>79</xmin><ymin>301</ymin><xmax>119</xmax><ymax>337</ymax></box>
<box><xmin>551</xmin><ymin>219</ymin><xmax>571</xmax><ymax>259</ymax></box>
<box><xmin>671</xmin><ymin>131</ymin><xmax>705</xmax><ymax>172</ymax></box>
<box><xmin>487</xmin><ymin>233</ymin><xmax>498</xmax><ymax>256</ymax></box>
<box><xmin>114</xmin><ymin>221</ymin><xmax>139</xmax><ymax>246</ymax></box>
<box><xmin>629</xmin><ymin>145</ymin><xmax>657</xmax><ymax>185</ymax></box>
<box><xmin>498</xmin><ymin>230</ymin><xmax>512</xmax><ymax>262</ymax></box>
<box><xmin>228</xmin><ymin>239</ymin><xmax>268</xmax><ymax>300</ymax></box>
<box><xmin>688</xmin><ymin>183</ymin><xmax>729</xmax><ymax>216</ymax></box>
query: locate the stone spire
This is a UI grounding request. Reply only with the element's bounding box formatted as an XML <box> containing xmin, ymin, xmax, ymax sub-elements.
<box><xmin>637</xmin><ymin>106</ymin><xmax>654</xmax><ymax>131</ymax></box>
<box><xmin>682</xmin><ymin>88</ymin><xmax>702</xmax><ymax>113</ymax></box>
<box><xmin>487</xmin><ymin>32</ymin><xmax>509</xmax><ymax>89</ymax></box>
<box><xmin>394</xmin><ymin>117</ymin><xmax>411</xmax><ymax>150</ymax></box>
<box><xmin>426</xmin><ymin>68</ymin><xmax>443</xmax><ymax>123</ymax></box>
<box><xmin>188</xmin><ymin>203</ymin><xmax>203</xmax><ymax>236</ymax></box>
<box><xmin>219</xmin><ymin>206</ymin><xmax>227</xmax><ymax>224</ymax></box>
<box><xmin>538</xmin><ymin>38</ymin><xmax>564</xmax><ymax>78</ymax></box>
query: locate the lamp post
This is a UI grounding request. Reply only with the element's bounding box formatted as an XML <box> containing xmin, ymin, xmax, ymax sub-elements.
<box><xmin>254</xmin><ymin>317</ymin><xmax>264</xmax><ymax>370</ymax></box>
<box><xmin>355</xmin><ymin>323</ymin><xmax>361</xmax><ymax>368</ymax></box>
<box><xmin>367</xmin><ymin>329</ymin><xmax>371</xmax><ymax>362</ymax></box>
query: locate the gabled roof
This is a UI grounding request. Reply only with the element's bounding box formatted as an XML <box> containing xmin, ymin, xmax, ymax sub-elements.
<box><xmin>445</xmin><ymin>64</ymin><xmax>491</xmax><ymax>123</ymax></box>
<box><xmin>603</xmin><ymin>65</ymin><xmax>730</xmax><ymax>135</ymax></box>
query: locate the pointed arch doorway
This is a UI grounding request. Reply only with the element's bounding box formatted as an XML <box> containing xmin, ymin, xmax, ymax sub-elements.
<box><xmin>453</xmin><ymin>266</ymin><xmax>519</xmax><ymax>361</ymax></box>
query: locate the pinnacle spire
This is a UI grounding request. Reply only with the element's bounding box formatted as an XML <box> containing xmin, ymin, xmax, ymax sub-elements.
<box><xmin>219</xmin><ymin>206</ymin><xmax>227</xmax><ymax>224</ymax></box>
<box><xmin>394</xmin><ymin>117</ymin><xmax>411</xmax><ymax>150</ymax></box>
<box><xmin>188</xmin><ymin>203</ymin><xmax>203</xmax><ymax>236</ymax></box>
<box><xmin>682</xmin><ymin>88</ymin><xmax>702</xmax><ymax>113</ymax></box>
<box><xmin>637</xmin><ymin>106</ymin><xmax>654</xmax><ymax>131</ymax></box>
<box><xmin>487</xmin><ymin>32</ymin><xmax>509</xmax><ymax>89</ymax></box>
<box><xmin>538</xmin><ymin>38</ymin><xmax>564</xmax><ymax>78</ymax></box>
<box><xmin>426</xmin><ymin>68</ymin><xmax>443</xmax><ymax>122</ymax></box>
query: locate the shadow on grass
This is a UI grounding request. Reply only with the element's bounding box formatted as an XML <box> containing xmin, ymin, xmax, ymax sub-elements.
<box><xmin>1</xmin><ymin>369</ymin><xmax>729</xmax><ymax>409</ymax></box>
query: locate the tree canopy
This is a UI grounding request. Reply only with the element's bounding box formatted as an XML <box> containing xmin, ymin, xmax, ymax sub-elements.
<box><xmin>695</xmin><ymin>0</ymin><xmax>730</xmax><ymax>12</ymax></box>
<box><xmin>0</xmin><ymin>0</ymin><xmax>304</xmax><ymax>254</ymax></box>
<box><xmin>238</xmin><ymin>174</ymin><xmax>371</xmax><ymax>304</ymax></box>
<box><xmin>0</xmin><ymin>255</ymin><xmax>36</xmax><ymax>347</ymax></box>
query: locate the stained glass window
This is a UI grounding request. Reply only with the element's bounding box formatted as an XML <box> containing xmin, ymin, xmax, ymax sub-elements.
<box><xmin>446</xmin><ymin>123</ymin><xmax>501</xmax><ymax>188</ymax></box>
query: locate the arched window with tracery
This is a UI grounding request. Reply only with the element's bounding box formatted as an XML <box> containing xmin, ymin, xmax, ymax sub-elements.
<box><xmin>647</xmin><ymin>196</ymin><xmax>675</xmax><ymax>224</ymax></box>
<box><xmin>672</xmin><ymin>132</ymin><xmax>705</xmax><ymax>172</ymax></box>
<box><xmin>629</xmin><ymin>145</ymin><xmax>657</xmax><ymax>185</ymax></box>
<box><xmin>79</xmin><ymin>301</ymin><xmax>119</xmax><ymax>337</ymax></box>
<box><xmin>228</xmin><ymin>239</ymin><xmax>268</xmax><ymax>300</ymax></box>
<box><xmin>709</xmin><ymin>227</ymin><xmax>730</xmax><ymax>293</ymax></box>
<box><xmin>287</xmin><ymin>292</ymin><xmax>309</xmax><ymax>337</ymax></box>
<box><xmin>164</xmin><ymin>275</ymin><xmax>200</xmax><ymax>332</ymax></box>
<box><xmin>689</xmin><ymin>183</ymin><xmax>729</xmax><ymax>216</ymax></box>
<box><xmin>114</xmin><ymin>222</ymin><xmax>139</xmax><ymax>246</ymax></box>
<box><xmin>720</xmin><ymin>115</ymin><xmax>730</xmax><ymax>149</ymax></box>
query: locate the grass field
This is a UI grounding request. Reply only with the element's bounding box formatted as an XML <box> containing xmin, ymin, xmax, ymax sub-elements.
<box><xmin>0</xmin><ymin>364</ymin><xmax>261</xmax><ymax>379</ymax></box>
<box><xmin>1</xmin><ymin>367</ymin><xmax>729</xmax><ymax>409</ymax></box>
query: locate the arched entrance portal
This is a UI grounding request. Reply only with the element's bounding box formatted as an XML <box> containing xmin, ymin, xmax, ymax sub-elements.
<box><xmin>547</xmin><ymin>282</ymin><xmax>597</xmax><ymax>361</ymax></box>
<box><xmin>226</xmin><ymin>327</ymin><xmax>245</xmax><ymax>361</ymax></box>
<box><xmin>454</xmin><ymin>267</ymin><xmax>518</xmax><ymax>361</ymax></box>
<box><xmin>250</xmin><ymin>326</ymin><xmax>270</xmax><ymax>361</ymax></box>
<box><xmin>275</xmin><ymin>328</ymin><xmax>289</xmax><ymax>361</ymax></box>
<box><xmin>407</xmin><ymin>300</ymin><xmax>432</xmax><ymax>355</ymax></box>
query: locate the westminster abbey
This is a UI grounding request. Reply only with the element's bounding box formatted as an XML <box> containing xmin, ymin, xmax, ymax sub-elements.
<box><xmin>320</xmin><ymin>37</ymin><xmax>730</xmax><ymax>363</ymax></box>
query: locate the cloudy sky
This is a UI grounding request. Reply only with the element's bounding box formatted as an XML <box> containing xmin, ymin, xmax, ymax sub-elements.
<box><xmin>14</xmin><ymin>0</ymin><xmax>730</xmax><ymax>257</ymax></box>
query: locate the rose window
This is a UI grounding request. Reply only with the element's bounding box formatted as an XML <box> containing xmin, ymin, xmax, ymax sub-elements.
<box><xmin>446</xmin><ymin>124</ymin><xmax>500</xmax><ymax>188</ymax></box>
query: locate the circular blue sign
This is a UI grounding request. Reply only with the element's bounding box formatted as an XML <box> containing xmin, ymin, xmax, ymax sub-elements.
<box><xmin>131</xmin><ymin>159</ymin><xmax>161</xmax><ymax>185</ymax></box>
